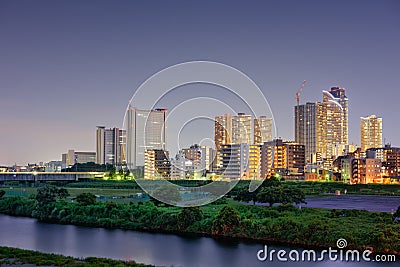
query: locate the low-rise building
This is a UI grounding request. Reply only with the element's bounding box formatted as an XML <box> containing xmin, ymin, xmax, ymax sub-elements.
<box><xmin>62</xmin><ymin>150</ymin><xmax>96</xmax><ymax>167</ymax></box>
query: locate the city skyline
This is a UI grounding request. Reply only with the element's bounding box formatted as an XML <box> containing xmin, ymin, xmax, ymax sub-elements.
<box><xmin>1</xmin><ymin>0</ymin><xmax>400</xmax><ymax>165</ymax></box>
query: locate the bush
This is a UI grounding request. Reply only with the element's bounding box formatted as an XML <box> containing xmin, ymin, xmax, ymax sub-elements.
<box><xmin>177</xmin><ymin>207</ymin><xmax>203</xmax><ymax>230</ymax></box>
<box><xmin>212</xmin><ymin>206</ymin><xmax>240</xmax><ymax>235</ymax></box>
<box><xmin>76</xmin><ymin>193</ymin><xmax>96</xmax><ymax>206</ymax></box>
<box><xmin>277</xmin><ymin>204</ymin><xmax>297</xmax><ymax>212</ymax></box>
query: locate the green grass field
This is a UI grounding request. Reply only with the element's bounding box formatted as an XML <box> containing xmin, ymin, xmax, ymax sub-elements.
<box><xmin>2</xmin><ymin>187</ymin><xmax>143</xmax><ymax>199</ymax></box>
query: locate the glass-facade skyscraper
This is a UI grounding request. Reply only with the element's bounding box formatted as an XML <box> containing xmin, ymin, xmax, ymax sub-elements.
<box><xmin>96</xmin><ymin>127</ymin><xmax>126</xmax><ymax>166</ymax></box>
<box><xmin>125</xmin><ymin>106</ymin><xmax>167</xmax><ymax>169</ymax></box>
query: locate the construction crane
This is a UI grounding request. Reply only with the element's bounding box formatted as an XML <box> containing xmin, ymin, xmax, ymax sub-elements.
<box><xmin>296</xmin><ymin>80</ymin><xmax>307</xmax><ymax>105</ymax></box>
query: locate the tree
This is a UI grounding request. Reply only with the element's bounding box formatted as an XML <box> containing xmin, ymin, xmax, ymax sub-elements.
<box><xmin>178</xmin><ymin>207</ymin><xmax>203</xmax><ymax>230</ymax></box>
<box><xmin>231</xmin><ymin>177</ymin><xmax>281</xmax><ymax>204</ymax></box>
<box><xmin>0</xmin><ymin>190</ymin><xmax>5</xmax><ymax>198</ymax></box>
<box><xmin>33</xmin><ymin>185</ymin><xmax>69</xmax><ymax>221</ymax></box>
<box><xmin>58</xmin><ymin>188</ymin><xmax>70</xmax><ymax>200</ymax></box>
<box><xmin>108</xmin><ymin>166</ymin><xmax>116</xmax><ymax>179</ymax></box>
<box><xmin>76</xmin><ymin>193</ymin><xmax>96</xmax><ymax>206</ymax></box>
<box><xmin>261</xmin><ymin>176</ymin><xmax>281</xmax><ymax>188</ymax></box>
<box><xmin>256</xmin><ymin>186</ymin><xmax>283</xmax><ymax>207</ymax></box>
<box><xmin>65</xmin><ymin>162</ymin><xmax>107</xmax><ymax>172</ymax></box>
<box><xmin>256</xmin><ymin>185</ymin><xmax>306</xmax><ymax>207</ymax></box>
<box><xmin>118</xmin><ymin>168</ymin><xmax>124</xmax><ymax>177</ymax></box>
<box><xmin>212</xmin><ymin>206</ymin><xmax>240</xmax><ymax>235</ymax></box>
<box><xmin>35</xmin><ymin>185</ymin><xmax>69</xmax><ymax>205</ymax></box>
<box><xmin>233</xmin><ymin>189</ymin><xmax>258</xmax><ymax>205</ymax></box>
<box><xmin>282</xmin><ymin>186</ymin><xmax>306</xmax><ymax>205</ymax></box>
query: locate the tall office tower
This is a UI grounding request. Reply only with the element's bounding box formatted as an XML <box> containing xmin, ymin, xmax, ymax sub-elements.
<box><xmin>96</xmin><ymin>126</ymin><xmax>105</xmax><ymax>164</ymax></box>
<box><xmin>232</xmin><ymin>113</ymin><xmax>252</xmax><ymax>144</ymax></box>
<box><xmin>295</xmin><ymin>102</ymin><xmax>318</xmax><ymax>163</ymax></box>
<box><xmin>126</xmin><ymin>106</ymin><xmax>167</xmax><ymax>169</ymax></box>
<box><xmin>214</xmin><ymin>114</ymin><xmax>232</xmax><ymax>150</ymax></box>
<box><xmin>360</xmin><ymin>115</ymin><xmax>383</xmax><ymax>152</ymax></box>
<box><xmin>254</xmin><ymin>116</ymin><xmax>273</xmax><ymax>145</ymax></box>
<box><xmin>327</xmin><ymin>87</ymin><xmax>348</xmax><ymax>144</ymax></box>
<box><xmin>96</xmin><ymin>127</ymin><xmax>126</xmax><ymax>166</ymax></box>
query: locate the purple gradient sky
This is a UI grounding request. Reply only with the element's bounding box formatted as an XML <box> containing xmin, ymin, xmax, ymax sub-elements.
<box><xmin>1</xmin><ymin>0</ymin><xmax>399</xmax><ymax>166</ymax></box>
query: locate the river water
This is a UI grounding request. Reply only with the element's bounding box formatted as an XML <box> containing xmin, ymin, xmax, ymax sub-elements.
<box><xmin>0</xmin><ymin>214</ymin><xmax>397</xmax><ymax>267</ymax></box>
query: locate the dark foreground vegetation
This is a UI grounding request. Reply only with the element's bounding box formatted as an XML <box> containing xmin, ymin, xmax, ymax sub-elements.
<box><xmin>0</xmin><ymin>246</ymin><xmax>151</xmax><ymax>266</ymax></box>
<box><xmin>0</xmin><ymin>180</ymin><xmax>400</xmax><ymax>255</ymax></box>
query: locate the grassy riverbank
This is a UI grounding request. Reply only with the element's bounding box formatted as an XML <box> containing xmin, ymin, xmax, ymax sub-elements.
<box><xmin>0</xmin><ymin>194</ymin><xmax>399</xmax><ymax>255</ymax></box>
<box><xmin>0</xmin><ymin>246</ymin><xmax>151</xmax><ymax>266</ymax></box>
<box><xmin>3</xmin><ymin>180</ymin><xmax>400</xmax><ymax>200</ymax></box>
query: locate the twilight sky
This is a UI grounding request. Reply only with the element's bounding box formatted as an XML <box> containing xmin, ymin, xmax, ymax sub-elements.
<box><xmin>0</xmin><ymin>0</ymin><xmax>399</xmax><ymax>166</ymax></box>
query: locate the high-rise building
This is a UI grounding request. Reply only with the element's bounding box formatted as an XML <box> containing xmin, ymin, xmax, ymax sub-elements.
<box><xmin>96</xmin><ymin>127</ymin><xmax>105</xmax><ymax>165</ymax></box>
<box><xmin>214</xmin><ymin>114</ymin><xmax>232</xmax><ymax>150</ymax></box>
<box><xmin>232</xmin><ymin>113</ymin><xmax>252</xmax><ymax>144</ymax></box>
<box><xmin>295</xmin><ymin>102</ymin><xmax>318</xmax><ymax>163</ymax></box>
<box><xmin>254</xmin><ymin>116</ymin><xmax>273</xmax><ymax>145</ymax></box>
<box><xmin>215</xmin><ymin>113</ymin><xmax>251</xmax><ymax>172</ymax></box>
<box><xmin>126</xmin><ymin>106</ymin><xmax>167</xmax><ymax>169</ymax></box>
<box><xmin>295</xmin><ymin>87</ymin><xmax>348</xmax><ymax>166</ymax></box>
<box><xmin>215</xmin><ymin>113</ymin><xmax>272</xmax><ymax>148</ymax></box>
<box><xmin>321</xmin><ymin>90</ymin><xmax>346</xmax><ymax>161</ymax></box>
<box><xmin>248</xmin><ymin>145</ymin><xmax>261</xmax><ymax>180</ymax></box>
<box><xmin>360</xmin><ymin>115</ymin><xmax>383</xmax><ymax>152</ymax></box>
<box><xmin>220</xmin><ymin>143</ymin><xmax>250</xmax><ymax>180</ymax></box>
<box><xmin>328</xmin><ymin>87</ymin><xmax>348</xmax><ymax>144</ymax></box>
<box><xmin>96</xmin><ymin>127</ymin><xmax>126</xmax><ymax>166</ymax></box>
<box><xmin>144</xmin><ymin>149</ymin><xmax>170</xmax><ymax>179</ymax></box>
<box><xmin>214</xmin><ymin>113</ymin><xmax>270</xmax><ymax>178</ymax></box>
